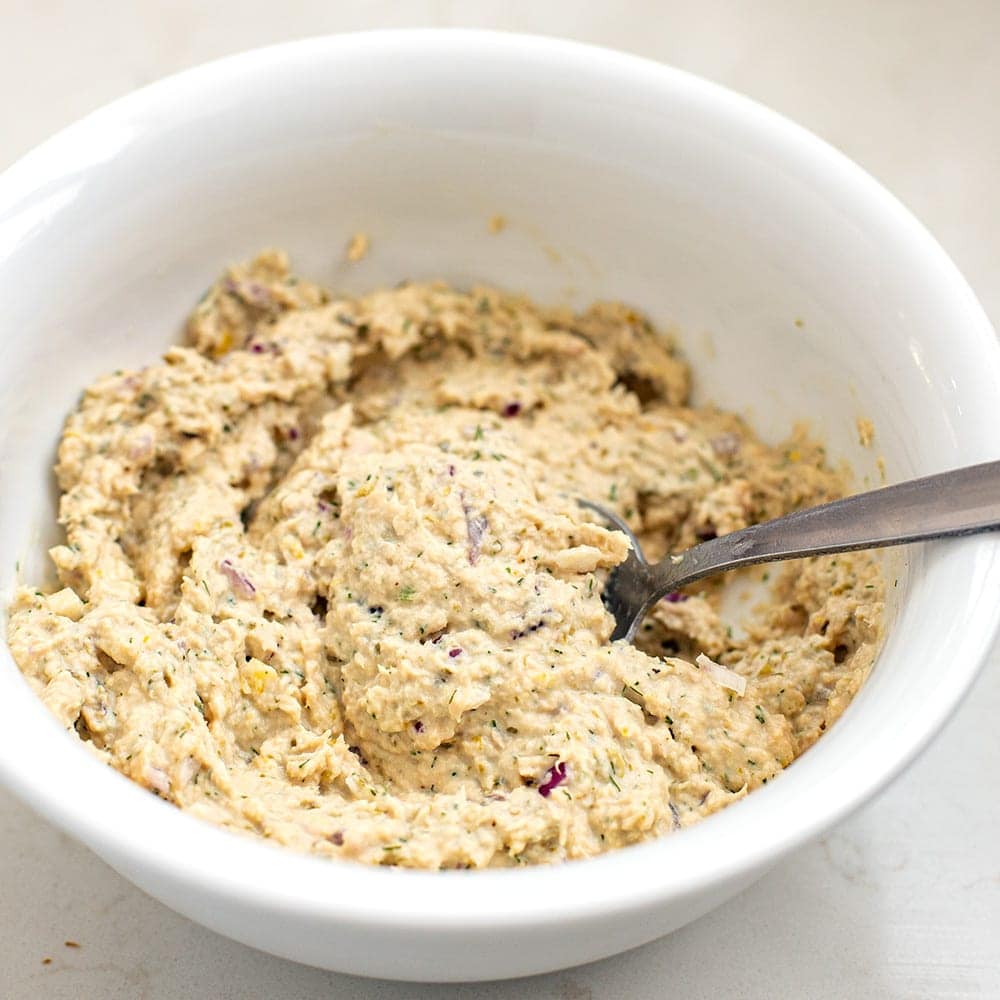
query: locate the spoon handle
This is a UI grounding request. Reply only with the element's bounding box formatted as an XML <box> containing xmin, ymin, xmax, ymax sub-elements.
<box><xmin>662</xmin><ymin>459</ymin><xmax>1000</xmax><ymax>591</ymax></box>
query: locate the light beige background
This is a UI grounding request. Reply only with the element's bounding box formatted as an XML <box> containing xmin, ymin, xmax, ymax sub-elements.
<box><xmin>1</xmin><ymin>3</ymin><xmax>998</xmax><ymax>998</ymax></box>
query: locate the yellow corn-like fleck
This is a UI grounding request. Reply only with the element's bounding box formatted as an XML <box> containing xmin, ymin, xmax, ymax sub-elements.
<box><xmin>355</xmin><ymin>480</ymin><xmax>375</xmax><ymax>498</ymax></box>
<box><xmin>241</xmin><ymin>658</ymin><xmax>277</xmax><ymax>696</ymax></box>
<box><xmin>214</xmin><ymin>329</ymin><xmax>234</xmax><ymax>357</ymax></box>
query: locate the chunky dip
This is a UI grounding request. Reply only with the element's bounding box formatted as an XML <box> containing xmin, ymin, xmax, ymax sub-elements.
<box><xmin>7</xmin><ymin>251</ymin><xmax>883</xmax><ymax>868</ymax></box>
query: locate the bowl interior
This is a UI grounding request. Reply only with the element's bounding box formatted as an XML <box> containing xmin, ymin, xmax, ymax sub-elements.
<box><xmin>0</xmin><ymin>31</ymin><xmax>998</xmax><ymax>977</ymax></box>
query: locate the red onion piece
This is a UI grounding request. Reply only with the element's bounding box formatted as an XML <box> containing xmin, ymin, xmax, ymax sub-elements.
<box><xmin>538</xmin><ymin>761</ymin><xmax>568</xmax><ymax>797</ymax></box>
<box><xmin>220</xmin><ymin>558</ymin><xmax>256</xmax><ymax>598</ymax></box>
<box><xmin>461</xmin><ymin>493</ymin><xmax>488</xmax><ymax>565</ymax></box>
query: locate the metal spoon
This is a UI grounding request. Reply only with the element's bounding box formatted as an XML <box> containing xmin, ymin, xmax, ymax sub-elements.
<box><xmin>582</xmin><ymin>459</ymin><xmax>1000</xmax><ymax>642</ymax></box>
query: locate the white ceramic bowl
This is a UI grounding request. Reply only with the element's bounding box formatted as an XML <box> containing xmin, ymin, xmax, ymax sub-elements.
<box><xmin>1</xmin><ymin>30</ymin><xmax>998</xmax><ymax>983</ymax></box>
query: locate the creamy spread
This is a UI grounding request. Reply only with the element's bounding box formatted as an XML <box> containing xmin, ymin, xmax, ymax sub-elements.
<box><xmin>6</xmin><ymin>251</ymin><xmax>883</xmax><ymax>868</ymax></box>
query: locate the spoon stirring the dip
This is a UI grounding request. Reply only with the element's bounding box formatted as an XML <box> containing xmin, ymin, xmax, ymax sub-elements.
<box><xmin>583</xmin><ymin>459</ymin><xmax>1000</xmax><ymax>641</ymax></box>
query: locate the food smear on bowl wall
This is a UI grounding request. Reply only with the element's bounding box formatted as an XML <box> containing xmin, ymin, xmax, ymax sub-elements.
<box><xmin>345</xmin><ymin>231</ymin><xmax>370</xmax><ymax>263</ymax></box>
<box><xmin>5</xmin><ymin>250</ymin><xmax>884</xmax><ymax>869</ymax></box>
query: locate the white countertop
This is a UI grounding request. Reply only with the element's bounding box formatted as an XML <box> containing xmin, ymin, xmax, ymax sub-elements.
<box><xmin>2</xmin><ymin>3</ymin><xmax>998</xmax><ymax>997</ymax></box>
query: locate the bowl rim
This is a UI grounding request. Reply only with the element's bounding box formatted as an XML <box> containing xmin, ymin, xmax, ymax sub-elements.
<box><xmin>1</xmin><ymin>27</ymin><xmax>999</xmax><ymax>931</ymax></box>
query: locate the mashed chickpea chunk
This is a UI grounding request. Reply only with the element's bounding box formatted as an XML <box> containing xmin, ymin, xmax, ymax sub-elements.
<box><xmin>7</xmin><ymin>251</ymin><xmax>883</xmax><ymax>868</ymax></box>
